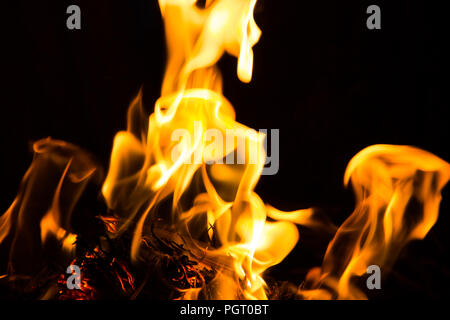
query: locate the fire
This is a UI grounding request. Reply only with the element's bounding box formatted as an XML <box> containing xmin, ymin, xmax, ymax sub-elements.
<box><xmin>0</xmin><ymin>139</ymin><xmax>101</xmax><ymax>281</ymax></box>
<box><xmin>101</xmin><ymin>0</ymin><xmax>450</xmax><ymax>300</ymax></box>
<box><xmin>101</xmin><ymin>0</ymin><xmax>295</xmax><ymax>300</ymax></box>
<box><xmin>1</xmin><ymin>0</ymin><xmax>449</xmax><ymax>301</ymax></box>
<box><xmin>299</xmin><ymin>145</ymin><xmax>450</xmax><ymax>299</ymax></box>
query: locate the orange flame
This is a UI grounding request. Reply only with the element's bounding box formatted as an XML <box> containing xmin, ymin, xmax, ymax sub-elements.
<box><xmin>99</xmin><ymin>0</ymin><xmax>450</xmax><ymax>300</ymax></box>
<box><xmin>1</xmin><ymin>0</ymin><xmax>449</xmax><ymax>301</ymax></box>
<box><xmin>0</xmin><ymin>139</ymin><xmax>101</xmax><ymax>281</ymax></box>
<box><xmin>299</xmin><ymin>145</ymin><xmax>450</xmax><ymax>299</ymax></box>
<box><xmin>101</xmin><ymin>0</ymin><xmax>305</xmax><ymax>300</ymax></box>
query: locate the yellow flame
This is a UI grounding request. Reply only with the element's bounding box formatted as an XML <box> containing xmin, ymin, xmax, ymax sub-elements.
<box><xmin>100</xmin><ymin>0</ymin><xmax>450</xmax><ymax>300</ymax></box>
<box><xmin>299</xmin><ymin>145</ymin><xmax>450</xmax><ymax>299</ymax></box>
<box><xmin>101</xmin><ymin>0</ymin><xmax>307</xmax><ymax>300</ymax></box>
<box><xmin>1</xmin><ymin>0</ymin><xmax>449</xmax><ymax>301</ymax></box>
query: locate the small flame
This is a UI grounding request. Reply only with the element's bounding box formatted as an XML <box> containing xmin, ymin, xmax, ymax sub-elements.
<box><xmin>0</xmin><ymin>139</ymin><xmax>101</xmax><ymax>282</ymax></box>
<box><xmin>299</xmin><ymin>145</ymin><xmax>450</xmax><ymax>299</ymax></box>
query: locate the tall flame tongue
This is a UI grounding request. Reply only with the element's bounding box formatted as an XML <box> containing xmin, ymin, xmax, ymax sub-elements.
<box><xmin>102</xmin><ymin>0</ymin><xmax>293</xmax><ymax>299</ymax></box>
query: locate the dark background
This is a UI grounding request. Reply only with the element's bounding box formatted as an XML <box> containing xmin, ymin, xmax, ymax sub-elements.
<box><xmin>1</xmin><ymin>0</ymin><xmax>449</xmax><ymax>298</ymax></box>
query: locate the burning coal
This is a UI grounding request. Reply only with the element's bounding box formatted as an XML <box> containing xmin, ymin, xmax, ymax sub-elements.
<box><xmin>1</xmin><ymin>0</ymin><xmax>449</xmax><ymax>300</ymax></box>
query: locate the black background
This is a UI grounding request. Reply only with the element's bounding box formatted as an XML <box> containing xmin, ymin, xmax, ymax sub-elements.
<box><xmin>1</xmin><ymin>0</ymin><xmax>449</xmax><ymax>298</ymax></box>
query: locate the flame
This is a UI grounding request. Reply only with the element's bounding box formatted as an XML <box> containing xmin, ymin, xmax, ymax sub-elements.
<box><xmin>1</xmin><ymin>0</ymin><xmax>449</xmax><ymax>301</ymax></box>
<box><xmin>101</xmin><ymin>0</ymin><xmax>304</xmax><ymax>300</ymax></box>
<box><xmin>100</xmin><ymin>0</ymin><xmax>450</xmax><ymax>300</ymax></box>
<box><xmin>299</xmin><ymin>145</ymin><xmax>450</xmax><ymax>299</ymax></box>
<box><xmin>0</xmin><ymin>139</ymin><xmax>101</xmax><ymax>283</ymax></box>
